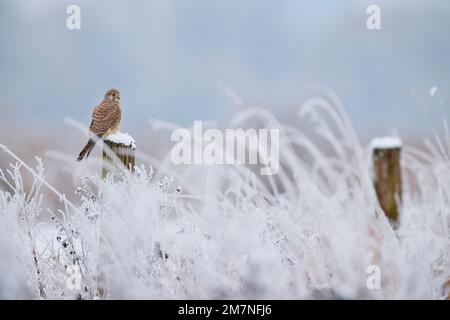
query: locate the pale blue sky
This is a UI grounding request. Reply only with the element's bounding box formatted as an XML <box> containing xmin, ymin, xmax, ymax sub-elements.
<box><xmin>0</xmin><ymin>0</ymin><xmax>449</xmax><ymax>137</ymax></box>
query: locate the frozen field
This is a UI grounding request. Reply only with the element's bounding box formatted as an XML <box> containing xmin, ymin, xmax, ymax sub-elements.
<box><xmin>0</xmin><ymin>95</ymin><xmax>449</xmax><ymax>299</ymax></box>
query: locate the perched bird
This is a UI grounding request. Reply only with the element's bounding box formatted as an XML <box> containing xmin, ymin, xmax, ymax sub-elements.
<box><xmin>77</xmin><ymin>88</ymin><xmax>122</xmax><ymax>161</ymax></box>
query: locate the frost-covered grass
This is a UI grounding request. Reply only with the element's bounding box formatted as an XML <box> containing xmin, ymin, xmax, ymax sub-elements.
<box><xmin>0</xmin><ymin>94</ymin><xmax>449</xmax><ymax>299</ymax></box>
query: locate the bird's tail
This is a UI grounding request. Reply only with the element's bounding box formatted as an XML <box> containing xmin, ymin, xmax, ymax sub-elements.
<box><xmin>77</xmin><ymin>139</ymin><xmax>96</xmax><ymax>161</ymax></box>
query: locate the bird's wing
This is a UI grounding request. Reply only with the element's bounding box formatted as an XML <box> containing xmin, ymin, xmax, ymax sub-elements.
<box><xmin>89</xmin><ymin>100</ymin><xmax>119</xmax><ymax>135</ymax></box>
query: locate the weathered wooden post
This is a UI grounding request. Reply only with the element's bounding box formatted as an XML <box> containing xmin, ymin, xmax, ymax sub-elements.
<box><xmin>371</xmin><ymin>136</ymin><xmax>402</xmax><ymax>228</ymax></box>
<box><xmin>444</xmin><ymin>279</ymin><xmax>450</xmax><ymax>300</ymax></box>
<box><xmin>102</xmin><ymin>132</ymin><xmax>136</xmax><ymax>179</ymax></box>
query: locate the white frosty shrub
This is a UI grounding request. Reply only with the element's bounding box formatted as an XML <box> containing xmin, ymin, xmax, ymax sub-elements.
<box><xmin>0</xmin><ymin>160</ymin><xmax>46</xmax><ymax>299</ymax></box>
<box><xmin>0</xmin><ymin>93</ymin><xmax>448</xmax><ymax>299</ymax></box>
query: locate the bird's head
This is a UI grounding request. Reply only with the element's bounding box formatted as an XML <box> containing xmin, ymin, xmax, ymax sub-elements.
<box><xmin>105</xmin><ymin>88</ymin><xmax>120</xmax><ymax>103</ymax></box>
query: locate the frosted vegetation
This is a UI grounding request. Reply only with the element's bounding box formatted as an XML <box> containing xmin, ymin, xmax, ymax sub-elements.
<box><xmin>0</xmin><ymin>93</ymin><xmax>449</xmax><ymax>299</ymax></box>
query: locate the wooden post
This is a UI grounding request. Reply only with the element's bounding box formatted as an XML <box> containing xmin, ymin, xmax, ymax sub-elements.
<box><xmin>371</xmin><ymin>137</ymin><xmax>402</xmax><ymax>228</ymax></box>
<box><xmin>102</xmin><ymin>132</ymin><xmax>136</xmax><ymax>179</ymax></box>
<box><xmin>444</xmin><ymin>279</ymin><xmax>450</xmax><ymax>300</ymax></box>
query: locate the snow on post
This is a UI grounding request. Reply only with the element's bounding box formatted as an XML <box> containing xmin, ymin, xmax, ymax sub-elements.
<box><xmin>370</xmin><ymin>136</ymin><xmax>402</xmax><ymax>228</ymax></box>
<box><xmin>102</xmin><ymin>132</ymin><xmax>136</xmax><ymax>178</ymax></box>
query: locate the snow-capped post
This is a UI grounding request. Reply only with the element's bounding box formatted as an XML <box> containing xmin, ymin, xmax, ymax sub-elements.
<box><xmin>102</xmin><ymin>132</ymin><xmax>136</xmax><ymax>179</ymax></box>
<box><xmin>370</xmin><ymin>136</ymin><xmax>402</xmax><ymax>228</ymax></box>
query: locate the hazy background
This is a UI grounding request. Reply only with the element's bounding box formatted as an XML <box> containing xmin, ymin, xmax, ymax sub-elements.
<box><xmin>0</xmin><ymin>0</ymin><xmax>449</xmax><ymax>202</ymax></box>
<box><xmin>1</xmin><ymin>0</ymin><xmax>449</xmax><ymax>131</ymax></box>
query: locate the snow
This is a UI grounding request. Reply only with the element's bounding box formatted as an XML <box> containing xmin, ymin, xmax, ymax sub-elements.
<box><xmin>370</xmin><ymin>136</ymin><xmax>402</xmax><ymax>149</ymax></box>
<box><xmin>105</xmin><ymin>132</ymin><xmax>136</xmax><ymax>149</ymax></box>
<box><xmin>429</xmin><ymin>86</ymin><xmax>438</xmax><ymax>97</ymax></box>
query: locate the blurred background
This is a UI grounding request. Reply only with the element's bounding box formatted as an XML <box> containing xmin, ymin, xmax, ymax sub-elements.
<box><xmin>0</xmin><ymin>0</ymin><xmax>449</xmax><ymax>205</ymax></box>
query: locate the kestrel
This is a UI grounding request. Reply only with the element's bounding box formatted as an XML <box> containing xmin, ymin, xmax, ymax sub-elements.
<box><xmin>77</xmin><ymin>88</ymin><xmax>122</xmax><ymax>161</ymax></box>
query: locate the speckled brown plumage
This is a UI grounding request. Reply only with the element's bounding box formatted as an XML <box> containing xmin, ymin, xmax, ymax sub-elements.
<box><xmin>77</xmin><ymin>89</ymin><xmax>122</xmax><ymax>161</ymax></box>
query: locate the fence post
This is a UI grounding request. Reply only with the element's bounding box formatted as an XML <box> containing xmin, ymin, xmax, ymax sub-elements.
<box><xmin>370</xmin><ymin>136</ymin><xmax>402</xmax><ymax>228</ymax></box>
<box><xmin>102</xmin><ymin>132</ymin><xmax>136</xmax><ymax>179</ymax></box>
